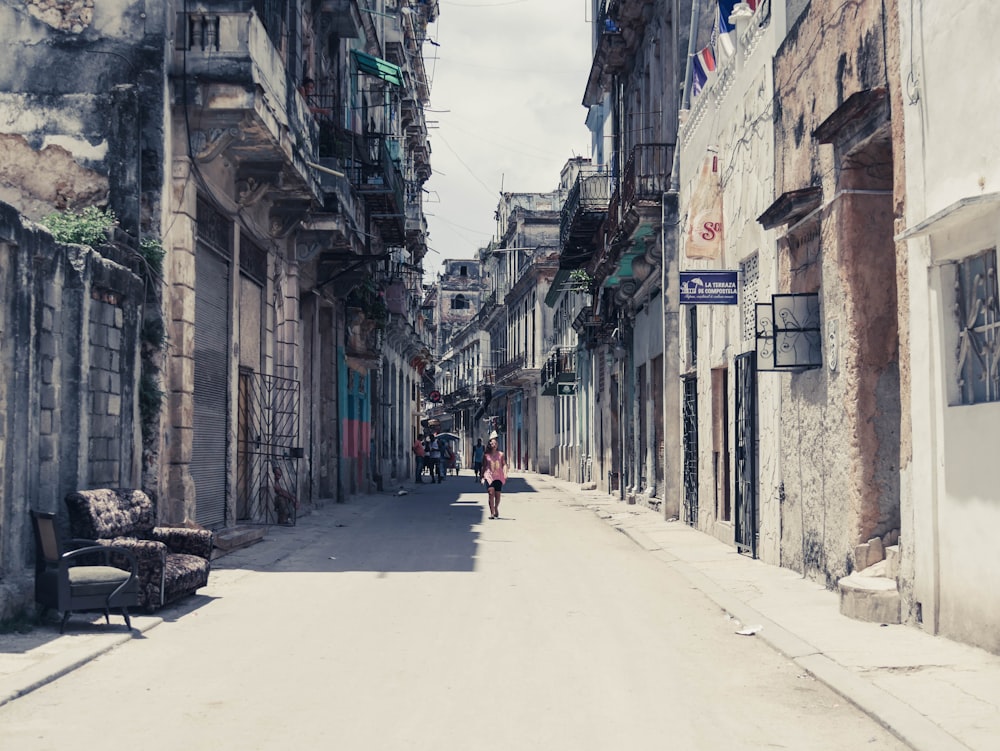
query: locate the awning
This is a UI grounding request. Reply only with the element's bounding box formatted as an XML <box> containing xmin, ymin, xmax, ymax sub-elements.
<box><xmin>352</xmin><ymin>50</ymin><xmax>403</xmax><ymax>86</ymax></box>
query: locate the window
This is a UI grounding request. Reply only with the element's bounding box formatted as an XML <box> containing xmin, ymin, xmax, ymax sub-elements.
<box><xmin>686</xmin><ymin>306</ymin><xmax>698</xmax><ymax>369</ymax></box>
<box><xmin>451</xmin><ymin>294</ymin><xmax>468</xmax><ymax>310</ymax></box>
<box><xmin>952</xmin><ymin>247</ymin><xmax>1000</xmax><ymax>405</ymax></box>
<box><xmin>740</xmin><ymin>254</ymin><xmax>759</xmax><ymax>342</ymax></box>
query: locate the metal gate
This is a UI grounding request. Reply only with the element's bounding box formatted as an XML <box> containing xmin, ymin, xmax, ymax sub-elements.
<box><xmin>236</xmin><ymin>370</ymin><xmax>302</xmax><ymax>526</ymax></box>
<box><xmin>682</xmin><ymin>374</ymin><xmax>699</xmax><ymax>526</ymax></box>
<box><xmin>734</xmin><ymin>353</ymin><xmax>758</xmax><ymax>557</ymax></box>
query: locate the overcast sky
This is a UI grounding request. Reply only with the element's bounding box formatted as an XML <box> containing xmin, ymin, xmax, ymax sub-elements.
<box><xmin>419</xmin><ymin>0</ymin><xmax>595</xmax><ymax>270</ymax></box>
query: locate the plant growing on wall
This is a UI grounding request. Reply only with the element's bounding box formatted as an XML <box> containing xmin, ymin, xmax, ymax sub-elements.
<box><xmin>39</xmin><ymin>207</ymin><xmax>167</xmax><ymax>446</ymax></box>
<box><xmin>567</xmin><ymin>269</ymin><xmax>594</xmax><ymax>293</ymax></box>
<box><xmin>347</xmin><ymin>278</ymin><xmax>390</xmax><ymax>327</ymax></box>
<box><xmin>39</xmin><ymin>206</ymin><xmax>117</xmax><ymax>246</ymax></box>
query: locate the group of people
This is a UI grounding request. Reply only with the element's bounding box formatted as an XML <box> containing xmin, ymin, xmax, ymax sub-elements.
<box><xmin>413</xmin><ymin>431</ymin><xmax>509</xmax><ymax>519</ymax></box>
<box><xmin>412</xmin><ymin>431</ymin><xmax>460</xmax><ymax>483</ymax></box>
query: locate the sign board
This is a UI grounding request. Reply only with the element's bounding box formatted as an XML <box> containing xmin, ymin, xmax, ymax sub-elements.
<box><xmin>428</xmin><ymin>390</ymin><xmax>441</xmax><ymax>403</ymax></box>
<box><xmin>680</xmin><ymin>270</ymin><xmax>739</xmax><ymax>305</ymax></box>
<box><xmin>755</xmin><ymin>293</ymin><xmax>822</xmax><ymax>372</ymax></box>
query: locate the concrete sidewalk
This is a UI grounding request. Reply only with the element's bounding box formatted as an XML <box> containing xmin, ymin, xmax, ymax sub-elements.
<box><xmin>536</xmin><ymin>474</ymin><xmax>1000</xmax><ymax>751</ymax></box>
<box><xmin>3</xmin><ymin>475</ymin><xmax>999</xmax><ymax>751</ymax></box>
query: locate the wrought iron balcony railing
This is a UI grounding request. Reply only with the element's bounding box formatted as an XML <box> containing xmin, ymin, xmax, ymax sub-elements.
<box><xmin>606</xmin><ymin>143</ymin><xmax>675</xmax><ymax>243</ymax></box>
<box><xmin>560</xmin><ymin>170</ymin><xmax>610</xmax><ymax>269</ymax></box>
<box><xmin>495</xmin><ymin>353</ymin><xmax>526</xmax><ymax>382</ymax></box>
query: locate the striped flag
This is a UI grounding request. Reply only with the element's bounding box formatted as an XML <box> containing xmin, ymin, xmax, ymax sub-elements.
<box><xmin>691</xmin><ymin>46</ymin><xmax>716</xmax><ymax>97</ymax></box>
<box><xmin>715</xmin><ymin>0</ymin><xmax>739</xmax><ymax>59</ymax></box>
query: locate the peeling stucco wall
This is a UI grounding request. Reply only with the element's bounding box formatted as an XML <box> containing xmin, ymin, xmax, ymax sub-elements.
<box><xmin>0</xmin><ymin>200</ymin><xmax>144</xmax><ymax>621</ymax></box>
<box><xmin>22</xmin><ymin>0</ymin><xmax>94</xmax><ymax>32</ymax></box>
<box><xmin>0</xmin><ymin>133</ymin><xmax>109</xmax><ymax>219</ymax></box>
<box><xmin>772</xmin><ymin>0</ymin><xmax>901</xmax><ymax>586</ymax></box>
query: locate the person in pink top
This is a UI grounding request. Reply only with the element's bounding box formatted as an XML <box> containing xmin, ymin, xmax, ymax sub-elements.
<box><xmin>479</xmin><ymin>435</ymin><xmax>508</xmax><ymax>519</ymax></box>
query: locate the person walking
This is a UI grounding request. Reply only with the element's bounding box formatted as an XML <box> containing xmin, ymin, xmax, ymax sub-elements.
<box><xmin>479</xmin><ymin>435</ymin><xmax>508</xmax><ymax>519</ymax></box>
<box><xmin>471</xmin><ymin>438</ymin><xmax>485</xmax><ymax>481</ymax></box>
<box><xmin>427</xmin><ymin>431</ymin><xmax>443</xmax><ymax>483</ymax></box>
<box><xmin>412</xmin><ymin>434</ymin><xmax>426</xmax><ymax>483</ymax></box>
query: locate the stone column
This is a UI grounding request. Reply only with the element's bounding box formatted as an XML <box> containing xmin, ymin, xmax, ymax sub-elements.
<box><xmin>163</xmin><ymin>155</ymin><xmax>198</xmax><ymax>523</ymax></box>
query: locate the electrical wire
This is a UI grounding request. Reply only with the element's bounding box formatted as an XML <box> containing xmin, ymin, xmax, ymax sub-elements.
<box><xmin>434</xmin><ymin>132</ymin><xmax>499</xmax><ymax>197</ymax></box>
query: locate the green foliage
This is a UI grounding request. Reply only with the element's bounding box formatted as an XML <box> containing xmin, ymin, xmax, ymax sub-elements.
<box><xmin>139</xmin><ymin>237</ymin><xmax>165</xmax><ymax>278</ymax></box>
<box><xmin>348</xmin><ymin>279</ymin><xmax>389</xmax><ymax>325</ymax></box>
<box><xmin>568</xmin><ymin>269</ymin><xmax>594</xmax><ymax>292</ymax></box>
<box><xmin>141</xmin><ymin>317</ymin><xmax>167</xmax><ymax>351</ymax></box>
<box><xmin>138</xmin><ymin>369</ymin><xmax>164</xmax><ymax>443</ymax></box>
<box><xmin>40</xmin><ymin>206</ymin><xmax>117</xmax><ymax>247</ymax></box>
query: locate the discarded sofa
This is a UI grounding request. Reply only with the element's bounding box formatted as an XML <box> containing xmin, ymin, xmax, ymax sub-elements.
<box><xmin>64</xmin><ymin>489</ymin><xmax>213</xmax><ymax>612</ymax></box>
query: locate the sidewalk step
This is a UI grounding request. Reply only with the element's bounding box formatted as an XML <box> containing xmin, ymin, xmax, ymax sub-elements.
<box><xmin>837</xmin><ymin>569</ymin><xmax>901</xmax><ymax>624</ymax></box>
<box><xmin>212</xmin><ymin>525</ymin><xmax>267</xmax><ymax>558</ymax></box>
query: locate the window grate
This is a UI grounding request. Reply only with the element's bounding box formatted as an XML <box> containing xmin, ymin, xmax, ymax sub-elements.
<box><xmin>955</xmin><ymin>248</ymin><xmax>1000</xmax><ymax>405</ymax></box>
<box><xmin>741</xmin><ymin>253</ymin><xmax>759</xmax><ymax>342</ymax></box>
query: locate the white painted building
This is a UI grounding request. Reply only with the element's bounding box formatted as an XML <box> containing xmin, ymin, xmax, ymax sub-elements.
<box><xmin>897</xmin><ymin>0</ymin><xmax>1000</xmax><ymax>653</ymax></box>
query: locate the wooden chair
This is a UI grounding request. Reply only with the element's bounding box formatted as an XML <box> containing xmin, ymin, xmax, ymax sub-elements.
<box><xmin>30</xmin><ymin>511</ymin><xmax>139</xmax><ymax>633</ymax></box>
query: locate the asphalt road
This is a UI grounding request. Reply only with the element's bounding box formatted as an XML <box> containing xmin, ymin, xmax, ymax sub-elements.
<box><xmin>0</xmin><ymin>474</ymin><xmax>908</xmax><ymax>750</ymax></box>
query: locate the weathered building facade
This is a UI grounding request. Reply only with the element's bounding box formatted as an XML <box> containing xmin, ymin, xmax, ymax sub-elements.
<box><xmin>0</xmin><ymin>206</ymin><xmax>145</xmax><ymax>618</ymax></box>
<box><xmin>897</xmin><ymin>0</ymin><xmax>1000</xmax><ymax>652</ymax></box>
<box><xmin>430</xmin><ymin>259</ymin><xmax>485</xmax><ymax>458</ymax></box>
<box><xmin>679</xmin><ymin>0</ymin><xmax>906</xmax><ymax>592</ymax></box>
<box><xmin>0</xmin><ymin>0</ymin><xmax>437</xmax><ymax>616</ymax></box>
<box><xmin>478</xmin><ymin>192</ymin><xmax>561</xmax><ymax>474</ymax></box>
<box><xmin>575</xmin><ymin>0</ymin><xmax>688</xmax><ymax>513</ymax></box>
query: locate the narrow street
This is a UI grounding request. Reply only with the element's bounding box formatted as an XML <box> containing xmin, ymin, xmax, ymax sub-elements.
<box><xmin>0</xmin><ymin>475</ymin><xmax>906</xmax><ymax>750</ymax></box>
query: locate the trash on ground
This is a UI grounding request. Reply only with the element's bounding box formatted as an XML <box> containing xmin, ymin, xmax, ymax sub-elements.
<box><xmin>736</xmin><ymin>624</ymin><xmax>763</xmax><ymax>636</ymax></box>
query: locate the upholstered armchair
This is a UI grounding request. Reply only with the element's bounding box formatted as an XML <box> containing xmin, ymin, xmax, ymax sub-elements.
<box><xmin>31</xmin><ymin>510</ymin><xmax>139</xmax><ymax>632</ymax></box>
<box><xmin>64</xmin><ymin>489</ymin><xmax>213</xmax><ymax>612</ymax></box>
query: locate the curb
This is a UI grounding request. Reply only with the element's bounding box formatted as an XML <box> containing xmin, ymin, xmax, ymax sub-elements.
<box><xmin>0</xmin><ymin>616</ymin><xmax>163</xmax><ymax>709</ymax></box>
<box><xmin>601</xmin><ymin>510</ymin><xmax>969</xmax><ymax>751</ymax></box>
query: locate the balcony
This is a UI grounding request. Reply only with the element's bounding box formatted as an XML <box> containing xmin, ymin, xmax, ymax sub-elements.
<box><xmin>175</xmin><ymin>11</ymin><xmax>321</xmax><ymax>208</ymax></box>
<box><xmin>405</xmin><ymin>200</ymin><xmax>428</xmax><ymax>260</ymax></box>
<box><xmin>583</xmin><ymin>0</ymin><xmax>658</xmax><ymax>106</ymax></box>
<box><xmin>443</xmin><ymin>384</ymin><xmax>475</xmax><ymax>409</ymax></box>
<box><xmin>606</xmin><ymin>143</ymin><xmax>674</xmax><ymax>253</ymax></box>
<box><xmin>495</xmin><ymin>353</ymin><xmax>542</xmax><ymax>388</ymax></box>
<box><xmin>560</xmin><ymin>170</ymin><xmax>610</xmax><ymax>270</ymax></box>
<box><xmin>541</xmin><ymin>349</ymin><xmax>576</xmax><ymax>396</ymax></box>
<box><xmin>572</xmin><ymin>307</ymin><xmax>613</xmax><ymax>348</ymax></box>
<box><xmin>311</xmin><ymin>117</ymin><xmax>407</xmax><ymax>247</ymax></box>
<box><xmin>349</xmin><ymin>135</ymin><xmax>406</xmax><ymax>246</ymax></box>
<box><xmin>495</xmin><ymin>354</ymin><xmax>526</xmax><ymax>383</ymax></box>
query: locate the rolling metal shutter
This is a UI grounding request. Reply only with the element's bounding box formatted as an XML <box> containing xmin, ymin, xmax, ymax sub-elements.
<box><xmin>193</xmin><ymin>245</ymin><xmax>230</xmax><ymax>527</ymax></box>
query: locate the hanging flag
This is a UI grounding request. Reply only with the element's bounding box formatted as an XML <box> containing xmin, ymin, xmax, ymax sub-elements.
<box><xmin>691</xmin><ymin>46</ymin><xmax>716</xmax><ymax>98</ymax></box>
<box><xmin>715</xmin><ymin>0</ymin><xmax>739</xmax><ymax>60</ymax></box>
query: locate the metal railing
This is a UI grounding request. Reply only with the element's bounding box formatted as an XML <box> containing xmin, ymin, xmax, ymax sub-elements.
<box><xmin>605</xmin><ymin>143</ymin><xmax>674</xmax><ymax>241</ymax></box>
<box><xmin>560</xmin><ymin>170</ymin><xmax>611</xmax><ymax>248</ymax></box>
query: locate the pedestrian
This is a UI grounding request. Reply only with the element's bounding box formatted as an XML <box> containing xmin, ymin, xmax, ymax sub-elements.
<box><xmin>427</xmin><ymin>431</ymin><xmax>443</xmax><ymax>483</ymax></box>
<box><xmin>479</xmin><ymin>434</ymin><xmax>508</xmax><ymax>519</ymax></box>
<box><xmin>412</xmin><ymin>433</ymin><xmax>426</xmax><ymax>483</ymax></box>
<box><xmin>471</xmin><ymin>438</ymin><xmax>485</xmax><ymax>480</ymax></box>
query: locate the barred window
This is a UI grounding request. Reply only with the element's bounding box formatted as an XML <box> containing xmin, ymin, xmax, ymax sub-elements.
<box><xmin>953</xmin><ymin>248</ymin><xmax>1000</xmax><ymax>405</ymax></box>
<box><xmin>741</xmin><ymin>253</ymin><xmax>759</xmax><ymax>342</ymax></box>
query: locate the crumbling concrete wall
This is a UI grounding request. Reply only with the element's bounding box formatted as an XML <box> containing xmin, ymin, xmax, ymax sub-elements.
<box><xmin>0</xmin><ymin>201</ymin><xmax>143</xmax><ymax>621</ymax></box>
<box><xmin>771</xmin><ymin>0</ymin><xmax>902</xmax><ymax>587</ymax></box>
<box><xmin>0</xmin><ymin>1</ymin><xmax>166</xmax><ymax>238</ymax></box>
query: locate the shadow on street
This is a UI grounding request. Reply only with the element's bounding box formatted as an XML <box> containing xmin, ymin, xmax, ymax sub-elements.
<box><xmin>227</xmin><ymin>475</ymin><xmax>548</xmax><ymax>575</ymax></box>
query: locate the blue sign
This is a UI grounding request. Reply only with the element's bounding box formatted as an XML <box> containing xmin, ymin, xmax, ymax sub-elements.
<box><xmin>680</xmin><ymin>270</ymin><xmax>739</xmax><ymax>305</ymax></box>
